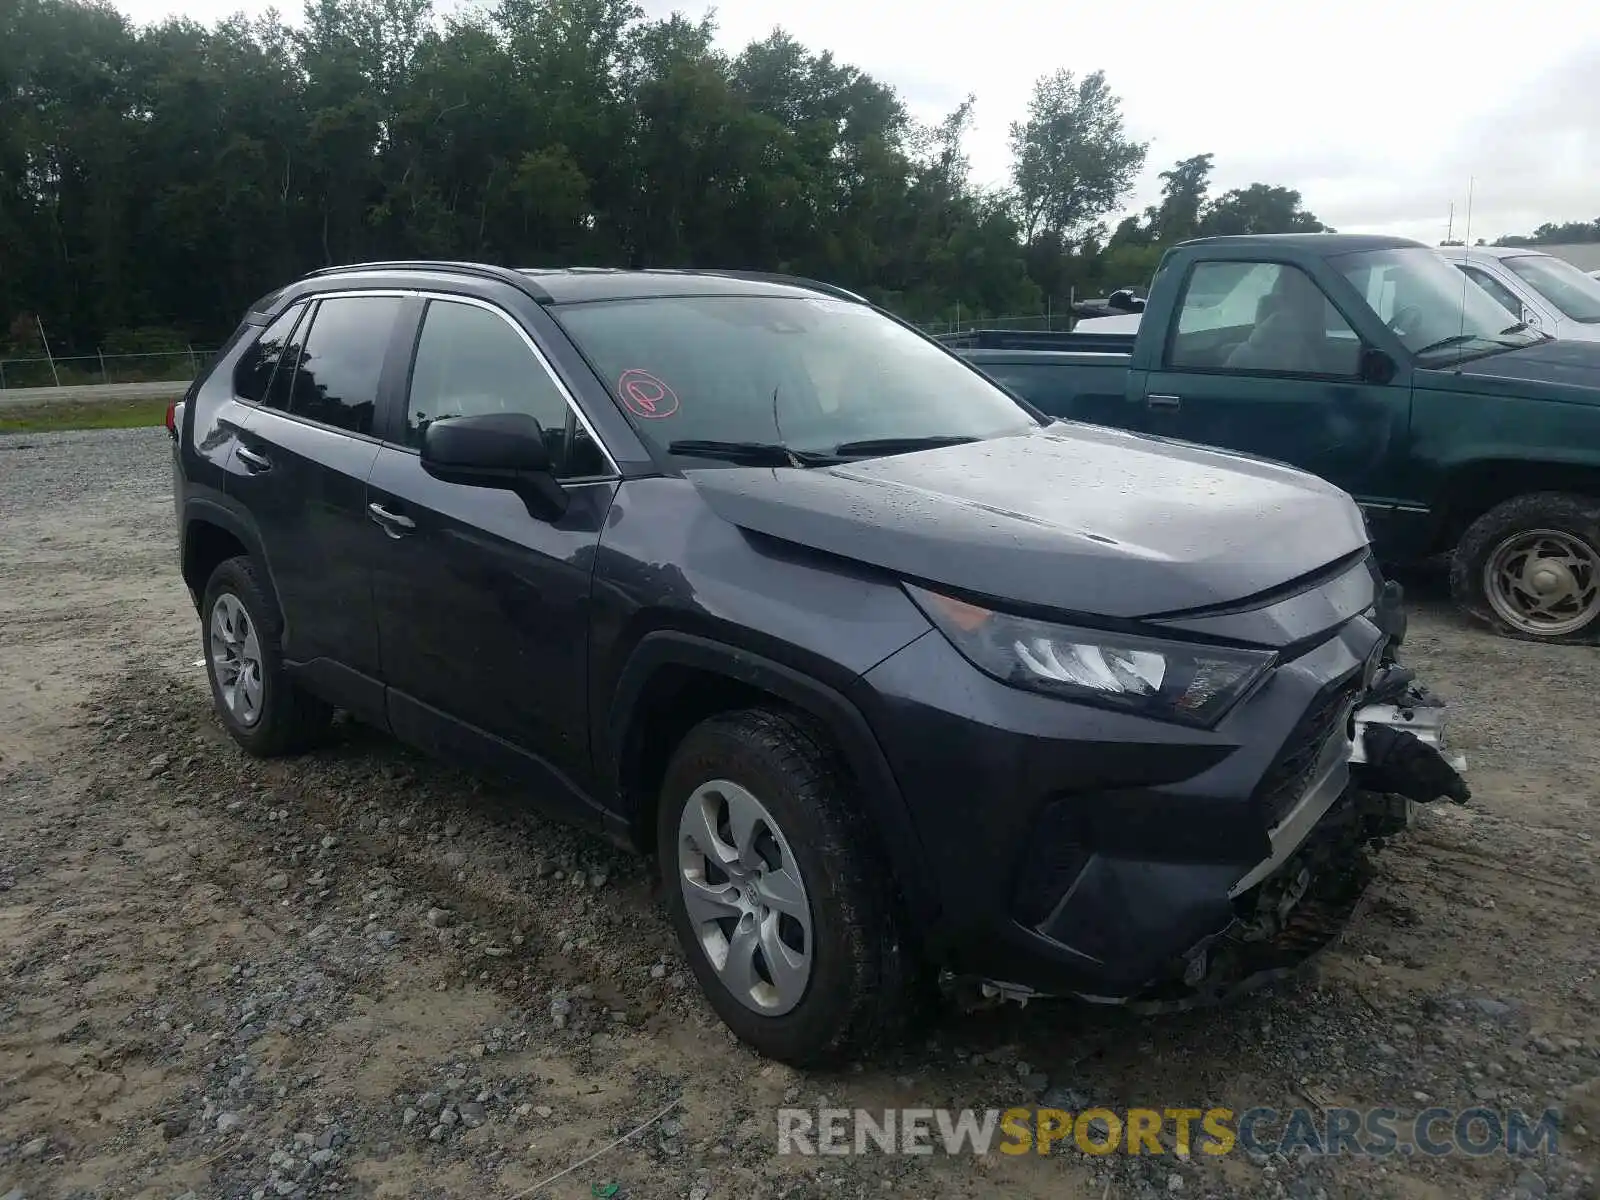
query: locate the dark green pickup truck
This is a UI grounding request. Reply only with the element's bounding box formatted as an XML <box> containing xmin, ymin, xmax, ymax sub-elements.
<box><xmin>961</xmin><ymin>233</ymin><xmax>1600</xmax><ymax>643</ymax></box>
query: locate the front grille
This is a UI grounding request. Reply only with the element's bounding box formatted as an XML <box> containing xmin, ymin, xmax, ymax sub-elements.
<box><xmin>1011</xmin><ymin>798</ymin><xmax>1092</xmax><ymax>928</ymax></box>
<box><xmin>1254</xmin><ymin>674</ymin><xmax>1361</xmax><ymax>828</ymax></box>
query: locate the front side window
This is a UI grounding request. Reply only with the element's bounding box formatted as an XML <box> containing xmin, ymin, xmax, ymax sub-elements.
<box><xmin>1501</xmin><ymin>254</ymin><xmax>1600</xmax><ymax>323</ymax></box>
<box><xmin>1458</xmin><ymin>265</ymin><xmax>1525</xmax><ymax>318</ymax></box>
<box><xmin>548</xmin><ymin>295</ymin><xmax>1039</xmax><ymax>465</ymax></box>
<box><xmin>280</xmin><ymin>296</ymin><xmax>403</xmax><ymax>435</ymax></box>
<box><xmin>233</xmin><ymin>303</ymin><xmax>306</xmax><ymax>404</ymax></box>
<box><xmin>405</xmin><ymin>300</ymin><xmax>607</xmax><ymax>478</ymax></box>
<box><xmin>1333</xmin><ymin>247</ymin><xmax>1543</xmax><ymax>362</ymax></box>
<box><xmin>1171</xmin><ymin>261</ymin><xmax>1359</xmax><ymax>376</ymax></box>
<box><xmin>1174</xmin><ymin>261</ymin><xmax>1280</xmax><ymax>336</ymax></box>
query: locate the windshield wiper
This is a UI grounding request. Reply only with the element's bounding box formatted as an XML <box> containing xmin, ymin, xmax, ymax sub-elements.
<box><xmin>1412</xmin><ymin>333</ymin><xmax>1493</xmax><ymax>357</ymax></box>
<box><xmin>666</xmin><ymin>439</ymin><xmax>839</xmax><ymax>467</ymax></box>
<box><xmin>832</xmin><ymin>435</ymin><xmax>980</xmax><ymax>458</ymax></box>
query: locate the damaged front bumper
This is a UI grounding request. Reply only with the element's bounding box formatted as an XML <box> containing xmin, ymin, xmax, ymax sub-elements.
<box><xmin>960</xmin><ymin>662</ymin><xmax>1471</xmax><ymax>1013</ymax></box>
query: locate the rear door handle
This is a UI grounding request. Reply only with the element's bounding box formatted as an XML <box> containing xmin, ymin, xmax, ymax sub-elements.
<box><xmin>1146</xmin><ymin>393</ymin><xmax>1182</xmax><ymax>410</ymax></box>
<box><xmin>367</xmin><ymin>501</ymin><xmax>416</xmax><ymax>537</ymax></box>
<box><xmin>235</xmin><ymin>445</ymin><xmax>272</xmax><ymax>471</ymax></box>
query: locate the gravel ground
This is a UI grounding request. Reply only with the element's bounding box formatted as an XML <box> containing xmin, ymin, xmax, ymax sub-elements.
<box><xmin>0</xmin><ymin>427</ymin><xmax>1596</xmax><ymax>1200</ymax></box>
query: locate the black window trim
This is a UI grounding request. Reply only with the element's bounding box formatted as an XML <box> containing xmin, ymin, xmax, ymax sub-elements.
<box><xmin>391</xmin><ymin>290</ymin><xmax>621</xmax><ymax>482</ymax></box>
<box><xmin>1162</xmin><ymin>257</ymin><xmax>1368</xmax><ymax>383</ymax></box>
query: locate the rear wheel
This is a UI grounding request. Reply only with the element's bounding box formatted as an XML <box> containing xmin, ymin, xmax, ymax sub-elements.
<box><xmin>1449</xmin><ymin>492</ymin><xmax>1600</xmax><ymax>643</ymax></box>
<box><xmin>201</xmin><ymin>556</ymin><xmax>332</xmax><ymax>755</ymax></box>
<box><xmin>656</xmin><ymin>708</ymin><xmax>918</xmax><ymax>1066</ymax></box>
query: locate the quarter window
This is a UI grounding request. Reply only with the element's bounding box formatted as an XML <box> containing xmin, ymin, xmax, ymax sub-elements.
<box><xmin>233</xmin><ymin>303</ymin><xmax>306</xmax><ymax>405</ymax></box>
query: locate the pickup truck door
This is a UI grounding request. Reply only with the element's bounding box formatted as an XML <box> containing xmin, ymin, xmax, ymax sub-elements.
<box><xmin>1137</xmin><ymin>258</ymin><xmax>1415</xmax><ymax>525</ymax></box>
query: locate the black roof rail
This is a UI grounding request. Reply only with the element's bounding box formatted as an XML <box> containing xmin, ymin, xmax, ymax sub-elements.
<box><xmin>302</xmin><ymin>260</ymin><xmax>552</xmax><ymax>301</ymax></box>
<box><xmin>656</xmin><ymin>268</ymin><xmax>869</xmax><ymax>304</ymax></box>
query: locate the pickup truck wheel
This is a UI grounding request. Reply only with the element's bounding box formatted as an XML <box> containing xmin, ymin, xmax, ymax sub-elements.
<box><xmin>1450</xmin><ymin>493</ymin><xmax>1600</xmax><ymax>642</ymax></box>
<box><xmin>201</xmin><ymin>556</ymin><xmax>332</xmax><ymax>754</ymax></box>
<box><xmin>656</xmin><ymin>708</ymin><xmax>918</xmax><ymax>1066</ymax></box>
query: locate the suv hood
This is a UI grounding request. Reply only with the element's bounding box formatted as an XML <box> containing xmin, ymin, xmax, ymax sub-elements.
<box><xmin>1424</xmin><ymin>337</ymin><xmax>1600</xmax><ymax>398</ymax></box>
<box><xmin>688</xmin><ymin>423</ymin><xmax>1369</xmax><ymax>619</ymax></box>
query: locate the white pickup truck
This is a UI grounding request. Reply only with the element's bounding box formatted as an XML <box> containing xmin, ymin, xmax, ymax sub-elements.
<box><xmin>1435</xmin><ymin>245</ymin><xmax>1600</xmax><ymax>342</ymax></box>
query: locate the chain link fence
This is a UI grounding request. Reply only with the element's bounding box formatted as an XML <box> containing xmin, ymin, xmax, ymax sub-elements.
<box><xmin>915</xmin><ymin>312</ymin><xmax>1075</xmax><ymax>338</ymax></box>
<box><xmin>0</xmin><ymin>348</ymin><xmax>217</xmax><ymax>391</ymax></box>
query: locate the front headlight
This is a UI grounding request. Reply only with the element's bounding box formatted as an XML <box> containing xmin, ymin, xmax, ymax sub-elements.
<box><xmin>906</xmin><ymin>584</ymin><xmax>1276</xmax><ymax>728</ymax></box>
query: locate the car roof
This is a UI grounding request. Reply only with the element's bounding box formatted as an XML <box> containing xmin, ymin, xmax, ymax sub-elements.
<box><xmin>1171</xmin><ymin>232</ymin><xmax>1424</xmax><ymax>254</ymax></box>
<box><xmin>242</xmin><ymin>262</ymin><xmax>870</xmax><ymax>324</ymax></box>
<box><xmin>293</xmin><ymin>262</ymin><xmax>867</xmax><ymax>305</ymax></box>
<box><xmin>1434</xmin><ymin>244</ymin><xmax>1542</xmax><ymax>261</ymax></box>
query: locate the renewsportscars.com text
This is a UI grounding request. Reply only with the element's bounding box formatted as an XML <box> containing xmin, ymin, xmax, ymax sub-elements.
<box><xmin>776</xmin><ymin>1105</ymin><xmax>1562</xmax><ymax>1158</ymax></box>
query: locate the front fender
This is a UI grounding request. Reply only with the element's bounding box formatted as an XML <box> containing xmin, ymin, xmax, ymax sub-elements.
<box><xmin>604</xmin><ymin>630</ymin><xmax>941</xmax><ymax>927</ymax></box>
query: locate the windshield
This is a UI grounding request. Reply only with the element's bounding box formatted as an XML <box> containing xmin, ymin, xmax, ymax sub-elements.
<box><xmin>549</xmin><ymin>295</ymin><xmax>1040</xmax><ymax>464</ymax></box>
<box><xmin>1501</xmin><ymin>254</ymin><xmax>1600</xmax><ymax>323</ymax></box>
<box><xmin>1332</xmin><ymin>247</ymin><xmax>1543</xmax><ymax>361</ymax></box>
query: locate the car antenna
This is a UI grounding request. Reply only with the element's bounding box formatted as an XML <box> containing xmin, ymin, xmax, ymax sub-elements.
<box><xmin>1457</xmin><ymin>177</ymin><xmax>1475</xmax><ymax>345</ymax></box>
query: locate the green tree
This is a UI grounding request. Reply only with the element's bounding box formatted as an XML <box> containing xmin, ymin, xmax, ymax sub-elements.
<box><xmin>1007</xmin><ymin>68</ymin><xmax>1147</xmax><ymax>241</ymax></box>
<box><xmin>1145</xmin><ymin>152</ymin><xmax>1213</xmax><ymax>243</ymax></box>
<box><xmin>1496</xmin><ymin>219</ymin><xmax>1600</xmax><ymax>247</ymax></box>
<box><xmin>1197</xmin><ymin>183</ymin><xmax>1330</xmax><ymax>236</ymax></box>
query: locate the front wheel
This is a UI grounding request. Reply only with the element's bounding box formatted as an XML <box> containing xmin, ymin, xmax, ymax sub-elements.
<box><xmin>656</xmin><ymin>708</ymin><xmax>919</xmax><ymax>1067</ymax></box>
<box><xmin>1449</xmin><ymin>492</ymin><xmax>1600</xmax><ymax>643</ymax></box>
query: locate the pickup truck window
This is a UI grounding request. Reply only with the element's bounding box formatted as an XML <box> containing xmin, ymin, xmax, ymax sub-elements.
<box><xmin>1501</xmin><ymin>254</ymin><xmax>1600</xmax><ymax>323</ymax></box>
<box><xmin>1332</xmin><ymin>247</ymin><xmax>1542</xmax><ymax>361</ymax></box>
<box><xmin>1171</xmin><ymin>261</ymin><xmax>1359</xmax><ymax>377</ymax></box>
<box><xmin>1458</xmin><ymin>265</ymin><xmax>1524</xmax><ymax>319</ymax></box>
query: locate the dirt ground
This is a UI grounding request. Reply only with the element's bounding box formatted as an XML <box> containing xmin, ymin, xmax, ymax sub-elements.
<box><xmin>1</xmin><ymin>429</ymin><xmax>1597</xmax><ymax>1200</ymax></box>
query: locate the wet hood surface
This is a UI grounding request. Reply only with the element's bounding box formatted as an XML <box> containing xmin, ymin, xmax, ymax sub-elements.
<box><xmin>1429</xmin><ymin>338</ymin><xmax>1600</xmax><ymax>396</ymax></box>
<box><xmin>688</xmin><ymin>423</ymin><xmax>1370</xmax><ymax>620</ymax></box>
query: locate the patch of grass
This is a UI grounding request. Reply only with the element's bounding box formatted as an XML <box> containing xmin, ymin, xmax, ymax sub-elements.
<box><xmin>0</xmin><ymin>397</ymin><xmax>171</xmax><ymax>434</ymax></box>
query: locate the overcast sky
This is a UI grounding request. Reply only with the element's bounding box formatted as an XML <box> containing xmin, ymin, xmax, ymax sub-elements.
<box><xmin>118</xmin><ymin>0</ymin><xmax>1600</xmax><ymax>245</ymax></box>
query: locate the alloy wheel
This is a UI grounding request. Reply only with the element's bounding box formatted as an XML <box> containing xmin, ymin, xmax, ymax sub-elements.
<box><xmin>209</xmin><ymin>592</ymin><xmax>264</xmax><ymax>726</ymax></box>
<box><xmin>676</xmin><ymin>779</ymin><xmax>814</xmax><ymax>1016</ymax></box>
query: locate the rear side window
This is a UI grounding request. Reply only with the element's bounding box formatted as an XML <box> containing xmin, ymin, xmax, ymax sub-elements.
<box><xmin>280</xmin><ymin>296</ymin><xmax>404</xmax><ymax>435</ymax></box>
<box><xmin>233</xmin><ymin>303</ymin><xmax>307</xmax><ymax>404</ymax></box>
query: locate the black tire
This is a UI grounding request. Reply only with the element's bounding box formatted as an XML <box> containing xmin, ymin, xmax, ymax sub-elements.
<box><xmin>1449</xmin><ymin>492</ymin><xmax>1600</xmax><ymax>644</ymax></box>
<box><xmin>656</xmin><ymin>708</ymin><xmax>919</xmax><ymax>1067</ymax></box>
<box><xmin>200</xmin><ymin>556</ymin><xmax>332</xmax><ymax>755</ymax></box>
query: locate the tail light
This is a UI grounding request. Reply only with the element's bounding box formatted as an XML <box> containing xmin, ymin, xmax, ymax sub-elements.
<box><xmin>165</xmin><ymin>401</ymin><xmax>179</xmax><ymax>439</ymax></box>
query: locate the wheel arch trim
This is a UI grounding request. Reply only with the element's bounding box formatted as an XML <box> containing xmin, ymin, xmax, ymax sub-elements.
<box><xmin>606</xmin><ymin>630</ymin><xmax>942</xmax><ymax>927</ymax></box>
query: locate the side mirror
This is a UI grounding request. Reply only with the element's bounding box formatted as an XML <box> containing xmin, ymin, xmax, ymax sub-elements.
<box><xmin>421</xmin><ymin>411</ymin><xmax>568</xmax><ymax>521</ymax></box>
<box><xmin>1359</xmin><ymin>347</ymin><xmax>1397</xmax><ymax>385</ymax></box>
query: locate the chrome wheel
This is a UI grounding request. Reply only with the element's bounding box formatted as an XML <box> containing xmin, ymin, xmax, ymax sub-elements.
<box><xmin>1483</xmin><ymin>527</ymin><xmax>1600</xmax><ymax>637</ymax></box>
<box><xmin>676</xmin><ymin>779</ymin><xmax>813</xmax><ymax>1016</ymax></box>
<box><xmin>209</xmin><ymin>592</ymin><xmax>264</xmax><ymax>726</ymax></box>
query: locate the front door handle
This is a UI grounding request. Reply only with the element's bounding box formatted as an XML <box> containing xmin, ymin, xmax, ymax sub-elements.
<box><xmin>1147</xmin><ymin>393</ymin><xmax>1182</xmax><ymax>410</ymax></box>
<box><xmin>367</xmin><ymin>502</ymin><xmax>416</xmax><ymax>538</ymax></box>
<box><xmin>235</xmin><ymin>445</ymin><xmax>272</xmax><ymax>471</ymax></box>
